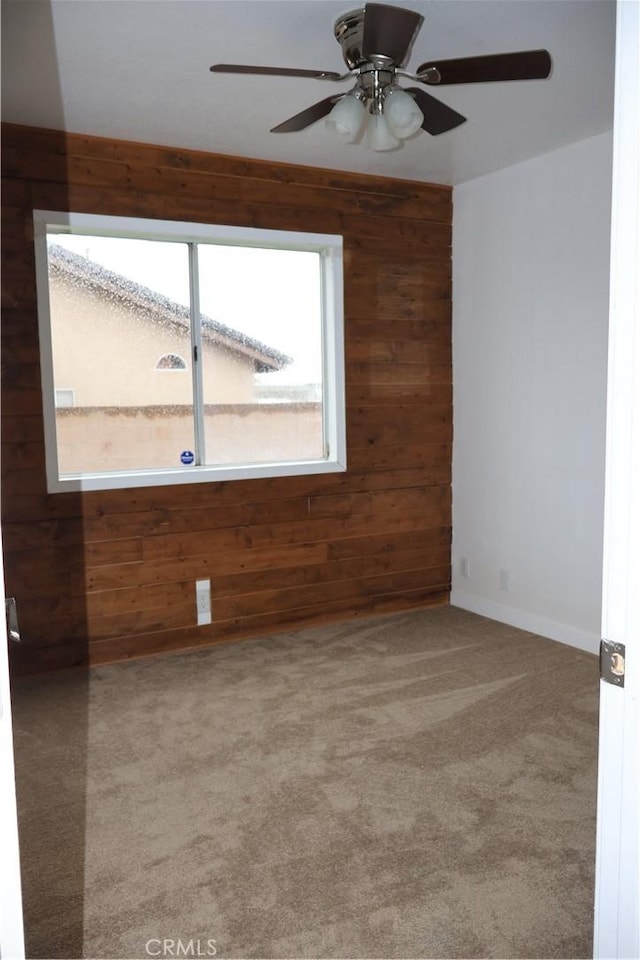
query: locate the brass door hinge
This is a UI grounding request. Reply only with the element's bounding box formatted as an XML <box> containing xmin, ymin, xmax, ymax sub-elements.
<box><xmin>600</xmin><ymin>639</ymin><xmax>625</xmax><ymax>687</ymax></box>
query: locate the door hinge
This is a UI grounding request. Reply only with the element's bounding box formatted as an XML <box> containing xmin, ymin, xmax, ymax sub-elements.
<box><xmin>599</xmin><ymin>639</ymin><xmax>625</xmax><ymax>687</ymax></box>
<box><xmin>5</xmin><ymin>597</ymin><xmax>20</xmax><ymax>642</ymax></box>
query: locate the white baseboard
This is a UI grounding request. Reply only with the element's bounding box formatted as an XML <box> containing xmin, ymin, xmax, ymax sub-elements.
<box><xmin>450</xmin><ymin>591</ymin><xmax>599</xmax><ymax>656</ymax></box>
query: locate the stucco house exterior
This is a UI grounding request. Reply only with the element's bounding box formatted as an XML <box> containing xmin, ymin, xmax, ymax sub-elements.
<box><xmin>46</xmin><ymin>245</ymin><xmax>322</xmax><ymax>473</ymax></box>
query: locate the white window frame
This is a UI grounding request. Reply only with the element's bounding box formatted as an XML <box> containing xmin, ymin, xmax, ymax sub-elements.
<box><xmin>33</xmin><ymin>210</ymin><xmax>346</xmax><ymax>493</ymax></box>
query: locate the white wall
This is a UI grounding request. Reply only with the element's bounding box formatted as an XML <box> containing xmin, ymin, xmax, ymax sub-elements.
<box><xmin>451</xmin><ymin>132</ymin><xmax>613</xmax><ymax>654</ymax></box>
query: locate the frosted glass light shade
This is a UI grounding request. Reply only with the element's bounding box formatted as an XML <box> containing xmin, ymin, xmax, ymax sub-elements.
<box><xmin>384</xmin><ymin>89</ymin><xmax>423</xmax><ymax>139</ymax></box>
<box><xmin>325</xmin><ymin>96</ymin><xmax>366</xmax><ymax>142</ymax></box>
<box><xmin>366</xmin><ymin>113</ymin><xmax>401</xmax><ymax>152</ymax></box>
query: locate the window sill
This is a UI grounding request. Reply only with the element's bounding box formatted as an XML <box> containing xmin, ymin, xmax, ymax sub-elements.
<box><xmin>48</xmin><ymin>456</ymin><xmax>348</xmax><ymax>493</ymax></box>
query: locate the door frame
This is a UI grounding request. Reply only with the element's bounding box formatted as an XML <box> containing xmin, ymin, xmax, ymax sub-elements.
<box><xmin>0</xmin><ymin>529</ymin><xmax>25</xmax><ymax>959</ymax></box>
<box><xmin>593</xmin><ymin>1</ymin><xmax>640</xmax><ymax>957</ymax></box>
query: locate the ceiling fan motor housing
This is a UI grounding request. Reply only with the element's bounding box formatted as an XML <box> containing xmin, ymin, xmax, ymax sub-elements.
<box><xmin>334</xmin><ymin>9</ymin><xmax>368</xmax><ymax>70</ymax></box>
<box><xmin>334</xmin><ymin>5</ymin><xmax>425</xmax><ymax>114</ymax></box>
<box><xmin>334</xmin><ymin>5</ymin><xmax>424</xmax><ymax>70</ymax></box>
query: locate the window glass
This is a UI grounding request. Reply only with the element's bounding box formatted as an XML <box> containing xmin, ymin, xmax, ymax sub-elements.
<box><xmin>197</xmin><ymin>244</ymin><xmax>324</xmax><ymax>466</ymax></box>
<box><xmin>157</xmin><ymin>354</ymin><xmax>188</xmax><ymax>370</ymax></box>
<box><xmin>47</xmin><ymin>235</ymin><xmax>193</xmax><ymax>474</ymax></box>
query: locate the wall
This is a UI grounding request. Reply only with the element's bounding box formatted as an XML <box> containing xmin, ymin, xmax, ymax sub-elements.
<box><xmin>55</xmin><ymin>404</ymin><xmax>323</xmax><ymax>473</ymax></box>
<box><xmin>1</xmin><ymin>123</ymin><xmax>453</xmax><ymax>673</ymax></box>
<box><xmin>451</xmin><ymin>132</ymin><xmax>613</xmax><ymax>653</ymax></box>
<box><xmin>49</xmin><ymin>276</ymin><xmax>256</xmax><ymax>405</ymax></box>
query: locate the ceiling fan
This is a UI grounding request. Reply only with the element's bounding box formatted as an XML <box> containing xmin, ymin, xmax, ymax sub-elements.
<box><xmin>210</xmin><ymin>3</ymin><xmax>552</xmax><ymax>151</ymax></box>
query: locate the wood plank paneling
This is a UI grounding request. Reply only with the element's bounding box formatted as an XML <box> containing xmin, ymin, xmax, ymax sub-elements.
<box><xmin>1</xmin><ymin>122</ymin><xmax>452</xmax><ymax>674</ymax></box>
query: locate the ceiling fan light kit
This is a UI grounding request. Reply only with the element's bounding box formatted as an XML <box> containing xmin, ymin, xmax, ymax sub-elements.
<box><xmin>366</xmin><ymin>113</ymin><xmax>401</xmax><ymax>152</ymax></box>
<box><xmin>325</xmin><ymin>93</ymin><xmax>367</xmax><ymax>142</ymax></box>
<box><xmin>210</xmin><ymin>3</ymin><xmax>552</xmax><ymax>153</ymax></box>
<box><xmin>384</xmin><ymin>88</ymin><xmax>424</xmax><ymax>139</ymax></box>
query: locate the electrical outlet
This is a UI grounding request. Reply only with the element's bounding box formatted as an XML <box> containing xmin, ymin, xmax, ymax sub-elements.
<box><xmin>499</xmin><ymin>569</ymin><xmax>510</xmax><ymax>592</ymax></box>
<box><xmin>460</xmin><ymin>557</ymin><xmax>470</xmax><ymax>579</ymax></box>
<box><xmin>196</xmin><ymin>579</ymin><xmax>211</xmax><ymax>625</ymax></box>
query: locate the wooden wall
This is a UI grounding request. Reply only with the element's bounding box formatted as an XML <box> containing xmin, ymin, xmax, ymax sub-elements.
<box><xmin>1</xmin><ymin>123</ymin><xmax>453</xmax><ymax>674</ymax></box>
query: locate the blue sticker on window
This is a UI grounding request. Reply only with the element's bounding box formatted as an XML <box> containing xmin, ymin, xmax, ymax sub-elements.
<box><xmin>180</xmin><ymin>450</ymin><xmax>195</xmax><ymax>465</ymax></box>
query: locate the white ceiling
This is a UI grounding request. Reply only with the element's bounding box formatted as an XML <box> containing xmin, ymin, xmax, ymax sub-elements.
<box><xmin>1</xmin><ymin>0</ymin><xmax>616</xmax><ymax>185</ymax></box>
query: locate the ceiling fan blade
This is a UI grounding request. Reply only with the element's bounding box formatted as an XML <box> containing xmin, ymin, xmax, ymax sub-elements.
<box><xmin>417</xmin><ymin>49</ymin><xmax>552</xmax><ymax>85</ymax></box>
<box><xmin>405</xmin><ymin>87</ymin><xmax>467</xmax><ymax>136</ymax></box>
<box><xmin>210</xmin><ymin>63</ymin><xmax>343</xmax><ymax>81</ymax></box>
<box><xmin>362</xmin><ymin>3</ymin><xmax>424</xmax><ymax>67</ymax></box>
<box><xmin>271</xmin><ymin>94</ymin><xmax>344</xmax><ymax>133</ymax></box>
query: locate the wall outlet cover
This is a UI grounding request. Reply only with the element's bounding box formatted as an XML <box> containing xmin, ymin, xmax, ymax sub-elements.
<box><xmin>196</xmin><ymin>579</ymin><xmax>211</xmax><ymax>624</ymax></box>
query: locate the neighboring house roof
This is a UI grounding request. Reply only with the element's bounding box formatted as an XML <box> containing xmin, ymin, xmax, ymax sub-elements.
<box><xmin>47</xmin><ymin>243</ymin><xmax>290</xmax><ymax>373</ymax></box>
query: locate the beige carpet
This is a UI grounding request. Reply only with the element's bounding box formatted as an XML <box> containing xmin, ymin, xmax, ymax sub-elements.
<box><xmin>11</xmin><ymin>606</ymin><xmax>598</xmax><ymax>959</ymax></box>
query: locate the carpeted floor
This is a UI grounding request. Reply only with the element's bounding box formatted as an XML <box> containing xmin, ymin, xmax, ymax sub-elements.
<box><xmin>11</xmin><ymin>606</ymin><xmax>598</xmax><ymax>960</ymax></box>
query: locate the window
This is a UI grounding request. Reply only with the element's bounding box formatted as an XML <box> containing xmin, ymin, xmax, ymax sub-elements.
<box><xmin>33</xmin><ymin>211</ymin><xmax>345</xmax><ymax>493</ymax></box>
<box><xmin>156</xmin><ymin>354</ymin><xmax>187</xmax><ymax>370</ymax></box>
<box><xmin>54</xmin><ymin>388</ymin><xmax>75</xmax><ymax>408</ymax></box>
